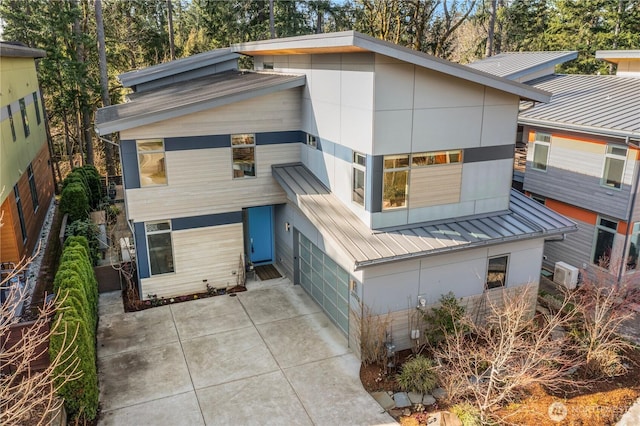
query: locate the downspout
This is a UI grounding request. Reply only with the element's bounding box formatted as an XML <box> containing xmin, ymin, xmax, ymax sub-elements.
<box><xmin>618</xmin><ymin>137</ymin><xmax>640</xmax><ymax>284</ymax></box>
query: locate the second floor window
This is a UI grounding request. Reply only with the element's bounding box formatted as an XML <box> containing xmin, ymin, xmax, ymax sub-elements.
<box><xmin>137</xmin><ymin>139</ymin><xmax>167</xmax><ymax>186</ymax></box>
<box><xmin>383</xmin><ymin>155</ymin><xmax>409</xmax><ymax>209</ymax></box>
<box><xmin>231</xmin><ymin>134</ymin><xmax>256</xmax><ymax>178</ymax></box>
<box><xmin>7</xmin><ymin>105</ymin><xmax>16</xmax><ymax>141</ymax></box>
<box><xmin>28</xmin><ymin>164</ymin><xmax>39</xmax><ymax>211</ymax></box>
<box><xmin>19</xmin><ymin>98</ymin><xmax>29</xmax><ymax>137</ymax></box>
<box><xmin>352</xmin><ymin>152</ymin><xmax>366</xmax><ymax>206</ymax></box>
<box><xmin>602</xmin><ymin>145</ymin><xmax>627</xmax><ymax>189</ymax></box>
<box><xmin>532</xmin><ymin>133</ymin><xmax>550</xmax><ymax>171</ymax></box>
<box><xmin>32</xmin><ymin>92</ymin><xmax>41</xmax><ymax>125</ymax></box>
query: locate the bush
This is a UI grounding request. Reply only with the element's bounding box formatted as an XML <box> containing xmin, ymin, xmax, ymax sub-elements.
<box><xmin>396</xmin><ymin>355</ymin><xmax>438</xmax><ymax>394</ymax></box>
<box><xmin>60</xmin><ymin>183</ymin><xmax>89</xmax><ymax>222</ymax></box>
<box><xmin>421</xmin><ymin>292</ymin><xmax>466</xmax><ymax>348</ymax></box>
<box><xmin>75</xmin><ymin>166</ymin><xmax>102</xmax><ymax>208</ymax></box>
<box><xmin>450</xmin><ymin>403</ymin><xmax>482</xmax><ymax>426</ymax></box>
<box><xmin>65</xmin><ymin>219</ymin><xmax>100</xmax><ymax>265</ymax></box>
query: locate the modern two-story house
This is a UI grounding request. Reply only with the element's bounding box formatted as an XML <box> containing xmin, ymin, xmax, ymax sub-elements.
<box><xmin>95</xmin><ymin>32</ymin><xmax>576</xmax><ymax>352</ymax></box>
<box><xmin>469</xmin><ymin>50</ymin><xmax>640</xmax><ymax>286</ymax></box>
<box><xmin>1</xmin><ymin>42</ymin><xmax>55</xmax><ymax>268</ymax></box>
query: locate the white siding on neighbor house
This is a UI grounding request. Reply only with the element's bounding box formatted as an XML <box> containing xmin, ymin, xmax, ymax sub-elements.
<box><xmin>361</xmin><ymin>238</ymin><xmax>544</xmax><ymax>315</ymax></box>
<box><xmin>140</xmin><ymin>223</ymin><xmax>243</xmax><ymax>299</ymax></box>
<box><xmin>373</xmin><ymin>55</ymin><xmax>520</xmax><ymax>155</ymax></box>
<box><xmin>615</xmin><ymin>60</ymin><xmax>640</xmax><ymax>78</ymax></box>
<box><xmin>119</xmin><ymin>88</ymin><xmax>302</xmax><ymax>140</ymax></box>
<box><xmin>126</xmin><ymin>143</ymin><xmax>300</xmax><ymax>222</ymax></box>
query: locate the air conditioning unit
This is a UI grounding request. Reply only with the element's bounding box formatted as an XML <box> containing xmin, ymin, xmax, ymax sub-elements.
<box><xmin>553</xmin><ymin>261</ymin><xmax>579</xmax><ymax>290</ymax></box>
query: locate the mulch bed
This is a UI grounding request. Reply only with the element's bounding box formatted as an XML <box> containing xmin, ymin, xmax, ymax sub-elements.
<box><xmin>122</xmin><ymin>284</ymin><xmax>247</xmax><ymax>312</ymax></box>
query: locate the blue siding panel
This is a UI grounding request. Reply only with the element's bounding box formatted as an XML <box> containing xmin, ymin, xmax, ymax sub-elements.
<box><xmin>464</xmin><ymin>144</ymin><xmax>514</xmax><ymax>163</ymax></box>
<box><xmin>171</xmin><ymin>211</ymin><xmax>242</xmax><ymax>231</ymax></box>
<box><xmin>256</xmin><ymin>131</ymin><xmax>304</xmax><ymax>145</ymax></box>
<box><xmin>165</xmin><ymin>135</ymin><xmax>228</xmax><ymax>151</ymax></box>
<box><xmin>121</xmin><ymin>140</ymin><xmax>140</xmax><ymax>189</ymax></box>
<box><xmin>134</xmin><ymin>222</ymin><xmax>150</xmax><ymax>279</ymax></box>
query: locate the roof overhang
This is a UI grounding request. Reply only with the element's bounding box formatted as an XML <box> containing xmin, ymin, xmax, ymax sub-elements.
<box><xmin>233</xmin><ymin>31</ymin><xmax>551</xmax><ymax>103</ymax></box>
<box><xmin>467</xmin><ymin>51</ymin><xmax>578</xmax><ymax>82</ymax></box>
<box><xmin>0</xmin><ymin>42</ymin><xmax>46</xmax><ymax>59</ymax></box>
<box><xmin>596</xmin><ymin>50</ymin><xmax>640</xmax><ymax>64</ymax></box>
<box><xmin>518</xmin><ymin>117</ymin><xmax>640</xmax><ymax>145</ymax></box>
<box><xmin>95</xmin><ymin>72</ymin><xmax>306</xmax><ymax>135</ymax></box>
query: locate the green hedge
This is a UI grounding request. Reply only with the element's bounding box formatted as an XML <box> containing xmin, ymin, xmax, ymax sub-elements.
<box><xmin>50</xmin><ymin>236</ymin><xmax>99</xmax><ymax>420</ymax></box>
<box><xmin>60</xmin><ymin>183</ymin><xmax>89</xmax><ymax>222</ymax></box>
<box><xmin>65</xmin><ymin>220</ymin><xmax>100</xmax><ymax>266</ymax></box>
<box><xmin>60</xmin><ymin>166</ymin><xmax>103</xmax><ymax>216</ymax></box>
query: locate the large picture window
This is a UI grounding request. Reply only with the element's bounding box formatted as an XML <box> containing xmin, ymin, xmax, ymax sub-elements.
<box><xmin>137</xmin><ymin>139</ymin><xmax>167</xmax><ymax>186</ymax></box>
<box><xmin>602</xmin><ymin>145</ymin><xmax>627</xmax><ymax>189</ymax></box>
<box><xmin>19</xmin><ymin>98</ymin><xmax>29</xmax><ymax>137</ymax></box>
<box><xmin>28</xmin><ymin>164</ymin><xmax>39</xmax><ymax>211</ymax></box>
<box><xmin>383</xmin><ymin>155</ymin><xmax>409</xmax><ymax>209</ymax></box>
<box><xmin>626</xmin><ymin>223</ymin><xmax>639</xmax><ymax>272</ymax></box>
<box><xmin>352</xmin><ymin>152</ymin><xmax>366</xmax><ymax>206</ymax></box>
<box><xmin>411</xmin><ymin>150</ymin><xmax>462</xmax><ymax>167</ymax></box>
<box><xmin>231</xmin><ymin>134</ymin><xmax>256</xmax><ymax>178</ymax></box>
<box><xmin>593</xmin><ymin>216</ymin><xmax>617</xmax><ymax>269</ymax></box>
<box><xmin>532</xmin><ymin>133</ymin><xmax>550</xmax><ymax>171</ymax></box>
<box><xmin>146</xmin><ymin>221</ymin><xmax>174</xmax><ymax>276</ymax></box>
<box><xmin>486</xmin><ymin>255</ymin><xmax>508</xmax><ymax>290</ymax></box>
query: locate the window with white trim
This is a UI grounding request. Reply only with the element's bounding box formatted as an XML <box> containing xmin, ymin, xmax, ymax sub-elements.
<box><xmin>626</xmin><ymin>223</ymin><xmax>639</xmax><ymax>272</ymax></box>
<box><xmin>231</xmin><ymin>134</ymin><xmax>256</xmax><ymax>178</ymax></box>
<box><xmin>532</xmin><ymin>133</ymin><xmax>550</xmax><ymax>171</ymax></box>
<box><xmin>137</xmin><ymin>139</ymin><xmax>167</xmax><ymax>186</ymax></box>
<box><xmin>486</xmin><ymin>255</ymin><xmax>508</xmax><ymax>290</ymax></box>
<box><xmin>602</xmin><ymin>145</ymin><xmax>627</xmax><ymax>189</ymax></box>
<box><xmin>593</xmin><ymin>216</ymin><xmax>617</xmax><ymax>269</ymax></box>
<box><xmin>352</xmin><ymin>152</ymin><xmax>366</xmax><ymax>206</ymax></box>
<box><xmin>146</xmin><ymin>220</ymin><xmax>174</xmax><ymax>276</ymax></box>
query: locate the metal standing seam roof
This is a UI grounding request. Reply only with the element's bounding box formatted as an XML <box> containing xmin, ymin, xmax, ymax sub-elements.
<box><xmin>233</xmin><ymin>31</ymin><xmax>551</xmax><ymax>103</ymax></box>
<box><xmin>467</xmin><ymin>51</ymin><xmax>578</xmax><ymax>81</ymax></box>
<box><xmin>0</xmin><ymin>42</ymin><xmax>45</xmax><ymax>58</ymax></box>
<box><xmin>95</xmin><ymin>71</ymin><xmax>306</xmax><ymax>135</ymax></box>
<box><xmin>519</xmin><ymin>74</ymin><xmax>640</xmax><ymax>139</ymax></box>
<box><xmin>272</xmin><ymin>163</ymin><xmax>577</xmax><ymax>270</ymax></box>
<box><xmin>118</xmin><ymin>48</ymin><xmax>240</xmax><ymax>88</ymax></box>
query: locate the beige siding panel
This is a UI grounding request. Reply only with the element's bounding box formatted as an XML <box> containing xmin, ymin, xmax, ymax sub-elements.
<box><xmin>126</xmin><ymin>144</ymin><xmax>300</xmax><ymax>222</ymax></box>
<box><xmin>120</xmin><ymin>89</ymin><xmax>302</xmax><ymax>140</ymax></box>
<box><xmin>409</xmin><ymin>164</ymin><xmax>462</xmax><ymax>208</ymax></box>
<box><xmin>140</xmin><ymin>223</ymin><xmax>243</xmax><ymax>299</ymax></box>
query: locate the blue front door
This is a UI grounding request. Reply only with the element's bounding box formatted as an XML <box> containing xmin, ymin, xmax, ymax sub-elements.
<box><xmin>247</xmin><ymin>206</ymin><xmax>274</xmax><ymax>265</ymax></box>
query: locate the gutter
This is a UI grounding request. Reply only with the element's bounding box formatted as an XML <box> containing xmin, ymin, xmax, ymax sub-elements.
<box><xmin>518</xmin><ymin>118</ymin><xmax>640</xmax><ymax>144</ymax></box>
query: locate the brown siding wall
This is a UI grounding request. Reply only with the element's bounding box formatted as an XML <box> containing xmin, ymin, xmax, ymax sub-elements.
<box><xmin>0</xmin><ymin>143</ymin><xmax>54</xmax><ymax>264</ymax></box>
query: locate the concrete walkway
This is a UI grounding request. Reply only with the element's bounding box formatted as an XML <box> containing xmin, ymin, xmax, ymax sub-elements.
<box><xmin>97</xmin><ymin>278</ymin><xmax>396</xmax><ymax>426</ymax></box>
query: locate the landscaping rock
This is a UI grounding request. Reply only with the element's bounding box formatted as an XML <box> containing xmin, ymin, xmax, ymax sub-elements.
<box><xmin>432</xmin><ymin>387</ymin><xmax>448</xmax><ymax>400</ymax></box>
<box><xmin>422</xmin><ymin>394</ymin><xmax>436</xmax><ymax>405</ymax></box>
<box><xmin>408</xmin><ymin>392</ymin><xmax>423</xmax><ymax>404</ymax></box>
<box><xmin>393</xmin><ymin>392</ymin><xmax>412</xmax><ymax>408</ymax></box>
<box><xmin>371</xmin><ymin>391</ymin><xmax>395</xmax><ymax>410</ymax></box>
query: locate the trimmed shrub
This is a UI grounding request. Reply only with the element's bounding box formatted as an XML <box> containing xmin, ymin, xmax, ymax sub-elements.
<box><xmin>75</xmin><ymin>166</ymin><xmax>102</xmax><ymax>208</ymax></box>
<box><xmin>65</xmin><ymin>219</ymin><xmax>100</xmax><ymax>265</ymax></box>
<box><xmin>396</xmin><ymin>356</ymin><xmax>438</xmax><ymax>394</ymax></box>
<box><xmin>60</xmin><ymin>182</ymin><xmax>89</xmax><ymax>222</ymax></box>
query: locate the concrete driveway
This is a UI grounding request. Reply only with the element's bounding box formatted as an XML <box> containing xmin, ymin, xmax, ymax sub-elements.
<box><xmin>97</xmin><ymin>278</ymin><xmax>395</xmax><ymax>425</ymax></box>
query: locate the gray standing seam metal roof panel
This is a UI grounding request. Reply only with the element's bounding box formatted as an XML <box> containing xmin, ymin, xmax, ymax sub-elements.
<box><xmin>95</xmin><ymin>71</ymin><xmax>306</xmax><ymax>135</ymax></box>
<box><xmin>272</xmin><ymin>163</ymin><xmax>577</xmax><ymax>270</ymax></box>
<box><xmin>467</xmin><ymin>51</ymin><xmax>578</xmax><ymax>80</ymax></box>
<box><xmin>519</xmin><ymin>74</ymin><xmax>640</xmax><ymax>138</ymax></box>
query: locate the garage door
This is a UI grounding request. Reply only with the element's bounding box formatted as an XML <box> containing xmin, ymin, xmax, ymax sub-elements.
<box><xmin>298</xmin><ymin>233</ymin><xmax>349</xmax><ymax>336</ymax></box>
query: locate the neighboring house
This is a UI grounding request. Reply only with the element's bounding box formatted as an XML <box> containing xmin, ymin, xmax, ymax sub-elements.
<box><xmin>0</xmin><ymin>42</ymin><xmax>55</xmax><ymax>267</ymax></box>
<box><xmin>95</xmin><ymin>31</ymin><xmax>576</xmax><ymax>352</ymax></box>
<box><xmin>469</xmin><ymin>50</ymin><xmax>640</xmax><ymax>286</ymax></box>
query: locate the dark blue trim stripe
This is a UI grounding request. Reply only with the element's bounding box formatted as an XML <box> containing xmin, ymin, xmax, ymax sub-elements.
<box><xmin>256</xmin><ymin>131</ymin><xmax>304</xmax><ymax>145</ymax></box>
<box><xmin>172</xmin><ymin>211</ymin><xmax>242</xmax><ymax>231</ymax></box>
<box><xmin>370</xmin><ymin>155</ymin><xmax>383</xmax><ymax>213</ymax></box>
<box><xmin>121</xmin><ymin>140</ymin><xmax>141</xmax><ymax>189</ymax></box>
<box><xmin>463</xmin><ymin>144</ymin><xmax>514</xmax><ymax>163</ymax></box>
<box><xmin>165</xmin><ymin>135</ymin><xmax>228</xmax><ymax>151</ymax></box>
<box><xmin>133</xmin><ymin>222</ymin><xmax>150</xmax><ymax>279</ymax></box>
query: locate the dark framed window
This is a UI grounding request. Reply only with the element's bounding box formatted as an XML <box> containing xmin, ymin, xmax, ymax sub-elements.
<box><xmin>352</xmin><ymin>152</ymin><xmax>366</xmax><ymax>206</ymax></box>
<box><xmin>14</xmin><ymin>185</ymin><xmax>27</xmax><ymax>243</ymax></box>
<box><xmin>28</xmin><ymin>164</ymin><xmax>39</xmax><ymax>211</ymax></box>
<box><xmin>145</xmin><ymin>221</ymin><xmax>174</xmax><ymax>276</ymax></box>
<box><xmin>592</xmin><ymin>216</ymin><xmax>617</xmax><ymax>269</ymax></box>
<box><xmin>32</xmin><ymin>92</ymin><xmax>41</xmax><ymax>125</ymax></box>
<box><xmin>19</xmin><ymin>98</ymin><xmax>29</xmax><ymax>137</ymax></box>
<box><xmin>532</xmin><ymin>133</ymin><xmax>551</xmax><ymax>171</ymax></box>
<box><xmin>7</xmin><ymin>105</ymin><xmax>16</xmax><ymax>141</ymax></box>
<box><xmin>231</xmin><ymin>134</ymin><xmax>256</xmax><ymax>179</ymax></box>
<box><xmin>486</xmin><ymin>255</ymin><xmax>508</xmax><ymax>290</ymax></box>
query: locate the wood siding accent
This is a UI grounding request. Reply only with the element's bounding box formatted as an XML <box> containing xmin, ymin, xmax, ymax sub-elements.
<box><xmin>409</xmin><ymin>164</ymin><xmax>462</xmax><ymax>208</ymax></box>
<box><xmin>0</xmin><ymin>143</ymin><xmax>53</xmax><ymax>264</ymax></box>
<box><xmin>120</xmin><ymin>89</ymin><xmax>302</xmax><ymax>140</ymax></box>
<box><xmin>140</xmin><ymin>223</ymin><xmax>243</xmax><ymax>299</ymax></box>
<box><xmin>524</xmin><ymin>134</ymin><xmax>636</xmax><ymax>220</ymax></box>
<box><xmin>370</xmin><ymin>283</ymin><xmax>537</xmax><ymax>351</ymax></box>
<box><xmin>126</xmin><ymin>144</ymin><xmax>300</xmax><ymax>222</ymax></box>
